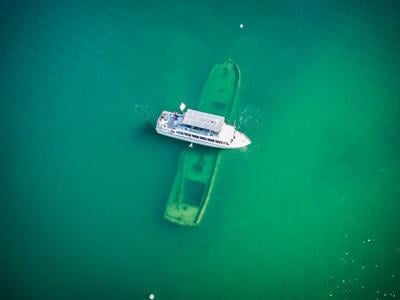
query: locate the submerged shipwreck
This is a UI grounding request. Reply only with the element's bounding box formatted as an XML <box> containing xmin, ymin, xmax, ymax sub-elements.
<box><xmin>159</xmin><ymin>60</ymin><xmax>243</xmax><ymax>226</ymax></box>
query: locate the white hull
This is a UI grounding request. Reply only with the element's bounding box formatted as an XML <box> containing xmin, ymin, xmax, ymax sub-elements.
<box><xmin>156</xmin><ymin>127</ymin><xmax>249</xmax><ymax>149</ymax></box>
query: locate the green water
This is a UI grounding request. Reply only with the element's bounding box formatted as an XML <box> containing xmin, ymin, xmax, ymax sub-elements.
<box><xmin>1</xmin><ymin>1</ymin><xmax>400</xmax><ymax>299</ymax></box>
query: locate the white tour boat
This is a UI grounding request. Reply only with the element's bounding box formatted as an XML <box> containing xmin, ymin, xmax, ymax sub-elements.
<box><xmin>155</xmin><ymin>107</ymin><xmax>251</xmax><ymax>149</ymax></box>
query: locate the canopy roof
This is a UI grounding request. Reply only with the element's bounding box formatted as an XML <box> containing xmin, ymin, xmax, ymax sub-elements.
<box><xmin>182</xmin><ymin>109</ymin><xmax>225</xmax><ymax>133</ymax></box>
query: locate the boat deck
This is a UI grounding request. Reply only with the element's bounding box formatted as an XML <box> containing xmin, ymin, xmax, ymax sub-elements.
<box><xmin>167</xmin><ymin>114</ymin><xmax>182</xmax><ymax>128</ymax></box>
<box><xmin>159</xmin><ymin>111</ymin><xmax>221</xmax><ymax>138</ymax></box>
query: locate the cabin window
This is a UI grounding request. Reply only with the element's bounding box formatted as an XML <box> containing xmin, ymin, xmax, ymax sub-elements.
<box><xmin>200</xmin><ymin>137</ymin><xmax>206</xmax><ymax>140</ymax></box>
<box><xmin>192</xmin><ymin>135</ymin><xmax>198</xmax><ymax>139</ymax></box>
<box><xmin>208</xmin><ymin>139</ymin><xmax>215</xmax><ymax>142</ymax></box>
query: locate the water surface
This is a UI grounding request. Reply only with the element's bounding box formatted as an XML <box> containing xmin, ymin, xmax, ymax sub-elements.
<box><xmin>1</xmin><ymin>1</ymin><xmax>400</xmax><ymax>299</ymax></box>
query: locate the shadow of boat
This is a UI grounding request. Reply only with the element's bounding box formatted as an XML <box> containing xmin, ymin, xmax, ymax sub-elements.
<box><xmin>164</xmin><ymin>59</ymin><xmax>241</xmax><ymax>226</ymax></box>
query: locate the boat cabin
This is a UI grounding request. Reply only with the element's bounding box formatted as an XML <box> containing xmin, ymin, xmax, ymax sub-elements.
<box><xmin>181</xmin><ymin>109</ymin><xmax>225</xmax><ymax>134</ymax></box>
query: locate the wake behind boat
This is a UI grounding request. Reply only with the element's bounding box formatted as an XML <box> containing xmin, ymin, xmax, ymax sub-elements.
<box><xmin>156</xmin><ymin>107</ymin><xmax>251</xmax><ymax>149</ymax></box>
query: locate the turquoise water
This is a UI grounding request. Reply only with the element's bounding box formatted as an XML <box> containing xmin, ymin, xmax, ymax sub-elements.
<box><xmin>1</xmin><ymin>1</ymin><xmax>400</xmax><ymax>299</ymax></box>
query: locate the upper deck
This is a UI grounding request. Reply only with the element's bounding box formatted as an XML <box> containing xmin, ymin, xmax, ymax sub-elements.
<box><xmin>157</xmin><ymin>111</ymin><xmax>229</xmax><ymax>140</ymax></box>
<box><xmin>182</xmin><ymin>109</ymin><xmax>225</xmax><ymax>133</ymax></box>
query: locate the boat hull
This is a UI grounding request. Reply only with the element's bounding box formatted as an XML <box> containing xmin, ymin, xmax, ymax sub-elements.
<box><xmin>164</xmin><ymin>147</ymin><xmax>220</xmax><ymax>226</ymax></box>
<box><xmin>156</xmin><ymin>127</ymin><xmax>248</xmax><ymax>149</ymax></box>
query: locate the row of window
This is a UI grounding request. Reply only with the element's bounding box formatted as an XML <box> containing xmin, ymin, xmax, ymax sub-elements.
<box><xmin>178</xmin><ymin>124</ymin><xmax>217</xmax><ymax>136</ymax></box>
<box><xmin>175</xmin><ymin>131</ymin><xmax>229</xmax><ymax>145</ymax></box>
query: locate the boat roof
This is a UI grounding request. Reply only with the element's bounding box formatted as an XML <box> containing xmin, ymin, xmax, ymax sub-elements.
<box><xmin>218</xmin><ymin>124</ymin><xmax>235</xmax><ymax>141</ymax></box>
<box><xmin>182</xmin><ymin>109</ymin><xmax>225</xmax><ymax>133</ymax></box>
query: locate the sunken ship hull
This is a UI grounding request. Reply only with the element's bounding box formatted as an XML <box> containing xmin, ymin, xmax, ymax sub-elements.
<box><xmin>164</xmin><ymin>60</ymin><xmax>241</xmax><ymax>226</ymax></box>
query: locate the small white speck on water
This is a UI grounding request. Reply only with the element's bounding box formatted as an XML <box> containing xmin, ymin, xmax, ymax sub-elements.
<box><xmin>345</xmin><ymin>252</ymin><xmax>349</xmax><ymax>255</ymax></box>
<box><xmin>329</xmin><ymin>293</ymin><xmax>333</xmax><ymax>297</ymax></box>
<box><xmin>362</xmin><ymin>286</ymin><xmax>365</xmax><ymax>289</ymax></box>
<box><xmin>361</xmin><ymin>266</ymin><xmax>365</xmax><ymax>270</ymax></box>
<box><xmin>363</xmin><ymin>241</ymin><xmax>366</xmax><ymax>244</ymax></box>
<box><xmin>368</xmin><ymin>238</ymin><xmax>371</xmax><ymax>242</ymax></box>
<box><xmin>375</xmin><ymin>264</ymin><xmax>378</xmax><ymax>268</ymax></box>
<box><xmin>239</xmin><ymin>23</ymin><xmax>244</xmax><ymax>29</ymax></box>
<box><xmin>392</xmin><ymin>274</ymin><xmax>396</xmax><ymax>277</ymax></box>
<box><xmin>149</xmin><ymin>293</ymin><xmax>155</xmax><ymax>300</ymax></box>
<box><xmin>343</xmin><ymin>280</ymin><xmax>346</xmax><ymax>283</ymax></box>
